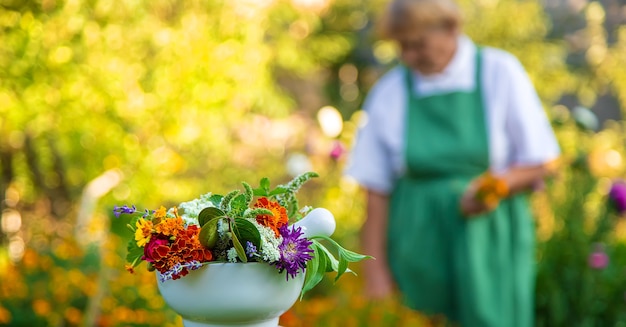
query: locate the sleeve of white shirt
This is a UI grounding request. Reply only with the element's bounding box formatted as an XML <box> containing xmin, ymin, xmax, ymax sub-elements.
<box><xmin>503</xmin><ymin>55</ymin><xmax>560</xmax><ymax>166</ymax></box>
<box><xmin>345</xmin><ymin>82</ymin><xmax>396</xmax><ymax>195</ymax></box>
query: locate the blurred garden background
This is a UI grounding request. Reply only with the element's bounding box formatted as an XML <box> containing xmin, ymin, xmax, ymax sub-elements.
<box><xmin>4</xmin><ymin>0</ymin><xmax>626</xmax><ymax>326</ymax></box>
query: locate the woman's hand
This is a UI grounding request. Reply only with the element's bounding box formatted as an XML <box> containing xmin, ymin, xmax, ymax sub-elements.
<box><xmin>460</xmin><ymin>181</ymin><xmax>493</xmax><ymax>217</ymax></box>
<box><xmin>461</xmin><ymin>163</ymin><xmax>556</xmax><ymax>218</ymax></box>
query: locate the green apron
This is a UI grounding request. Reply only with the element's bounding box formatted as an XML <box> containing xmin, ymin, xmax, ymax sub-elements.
<box><xmin>388</xmin><ymin>49</ymin><xmax>535</xmax><ymax>327</ymax></box>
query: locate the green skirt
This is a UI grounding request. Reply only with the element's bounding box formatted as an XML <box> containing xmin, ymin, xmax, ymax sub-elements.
<box><xmin>388</xmin><ymin>177</ymin><xmax>534</xmax><ymax>327</ymax></box>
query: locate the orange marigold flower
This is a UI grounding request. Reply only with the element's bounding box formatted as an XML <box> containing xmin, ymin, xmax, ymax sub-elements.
<box><xmin>253</xmin><ymin>197</ymin><xmax>289</xmax><ymax>236</ymax></box>
<box><xmin>475</xmin><ymin>173</ymin><xmax>510</xmax><ymax>209</ymax></box>
<box><xmin>135</xmin><ymin>218</ymin><xmax>153</xmax><ymax>247</ymax></box>
<box><xmin>154</xmin><ymin>216</ymin><xmax>185</xmax><ymax>238</ymax></box>
<box><xmin>151</xmin><ymin>224</ymin><xmax>213</xmax><ymax>277</ymax></box>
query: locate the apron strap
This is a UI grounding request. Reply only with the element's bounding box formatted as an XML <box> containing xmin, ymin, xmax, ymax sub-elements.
<box><xmin>474</xmin><ymin>46</ymin><xmax>483</xmax><ymax>95</ymax></box>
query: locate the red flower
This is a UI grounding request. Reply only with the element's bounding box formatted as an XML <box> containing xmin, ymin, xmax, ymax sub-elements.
<box><xmin>143</xmin><ymin>237</ymin><xmax>169</xmax><ymax>263</ymax></box>
<box><xmin>147</xmin><ymin>223</ymin><xmax>214</xmax><ymax>277</ymax></box>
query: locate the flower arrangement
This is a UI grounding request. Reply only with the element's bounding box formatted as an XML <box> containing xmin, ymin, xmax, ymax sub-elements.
<box><xmin>114</xmin><ymin>172</ymin><xmax>369</xmax><ymax>296</ymax></box>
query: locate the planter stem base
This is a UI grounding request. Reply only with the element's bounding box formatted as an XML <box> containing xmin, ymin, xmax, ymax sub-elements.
<box><xmin>183</xmin><ymin>318</ymin><xmax>280</xmax><ymax>327</ymax></box>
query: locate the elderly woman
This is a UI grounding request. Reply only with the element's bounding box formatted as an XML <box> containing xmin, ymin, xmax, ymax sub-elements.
<box><xmin>346</xmin><ymin>0</ymin><xmax>560</xmax><ymax>326</ymax></box>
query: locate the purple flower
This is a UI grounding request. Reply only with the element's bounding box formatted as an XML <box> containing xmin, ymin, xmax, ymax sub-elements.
<box><xmin>113</xmin><ymin>205</ymin><xmax>137</xmax><ymax>218</ymax></box>
<box><xmin>609</xmin><ymin>181</ymin><xmax>626</xmax><ymax>214</ymax></box>
<box><xmin>158</xmin><ymin>261</ymin><xmax>203</xmax><ymax>283</ymax></box>
<box><xmin>589</xmin><ymin>244</ymin><xmax>609</xmax><ymax>270</ymax></box>
<box><xmin>274</xmin><ymin>225</ymin><xmax>313</xmax><ymax>280</ymax></box>
<box><xmin>245</xmin><ymin>241</ymin><xmax>257</xmax><ymax>258</ymax></box>
<box><xmin>187</xmin><ymin>260</ymin><xmax>203</xmax><ymax>271</ymax></box>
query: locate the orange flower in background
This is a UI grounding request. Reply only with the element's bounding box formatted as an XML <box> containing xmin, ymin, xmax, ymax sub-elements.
<box><xmin>0</xmin><ymin>306</ymin><xmax>11</xmax><ymax>324</ymax></box>
<box><xmin>253</xmin><ymin>197</ymin><xmax>289</xmax><ymax>236</ymax></box>
<box><xmin>124</xmin><ymin>264</ymin><xmax>135</xmax><ymax>274</ymax></box>
<box><xmin>135</xmin><ymin>218</ymin><xmax>154</xmax><ymax>247</ymax></box>
<box><xmin>474</xmin><ymin>173</ymin><xmax>509</xmax><ymax>209</ymax></box>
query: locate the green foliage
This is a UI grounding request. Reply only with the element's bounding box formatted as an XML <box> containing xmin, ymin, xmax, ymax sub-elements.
<box><xmin>125</xmin><ymin>239</ymin><xmax>144</xmax><ymax>269</ymax></box>
<box><xmin>302</xmin><ymin>242</ymin><xmax>328</xmax><ymax>298</ymax></box>
<box><xmin>219</xmin><ymin>190</ymin><xmax>240</xmax><ymax>212</ymax></box>
<box><xmin>534</xmin><ymin>114</ymin><xmax>626</xmax><ymax>325</ymax></box>
<box><xmin>198</xmin><ymin>207</ymin><xmax>225</xmax><ymax>228</ymax></box>
<box><xmin>302</xmin><ymin>236</ymin><xmax>372</xmax><ymax>298</ymax></box>
<box><xmin>198</xmin><ymin>217</ymin><xmax>220</xmax><ymax>249</ymax></box>
<box><xmin>276</xmin><ymin>171</ymin><xmax>319</xmax><ymax>219</ymax></box>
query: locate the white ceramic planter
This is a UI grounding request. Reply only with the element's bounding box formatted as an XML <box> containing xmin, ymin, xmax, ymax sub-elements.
<box><xmin>156</xmin><ymin>209</ymin><xmax>335</xmax><ymax>327</ymax></box>
<box><xmin>157</xmin><ymin>262</ymin><xmax>304</xmax><ymax>327</ymax></box>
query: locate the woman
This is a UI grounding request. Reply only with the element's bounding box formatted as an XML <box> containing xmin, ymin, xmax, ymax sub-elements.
<box><xmin>346</xmin><ymin>0</ymin><xmax>560</xmax><ymax>326</ymax></box>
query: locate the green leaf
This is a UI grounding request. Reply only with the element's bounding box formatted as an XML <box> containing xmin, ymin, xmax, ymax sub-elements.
<box><xmin>230</xmin><ymin>220</ymin><xmax>247</xmax><ymax>263</ymax></box>
<box><xmin>287</xmin><ymin>197</ymin><xmax>299</xmax><ymax>219</ymax></box>
<box><xmin>198</xmin><ymin>207</ymin><xmax>225</xmax><ymax>227</ymax></box>
<box><xmin>199</xmin><ymin>218</ymin><xmax>221</xmax><ymax>249</ymax></box>
<box><xmin>232</xmin><ymin>218</ymin><xmax>261</xmax><ymax>250</ymax></box>
<box><xmin>229</xmin><ymin>194</ymin><xmax>248</xmax><ymax>217</ymax></box>
<box><xmin>301</xmin><ymin>244</ymin><xmax>327</xmax><ymax>298</ymax></box>
<box><xmin>312</xmin><ymin>235</ymin><xmax>372</xmax><ymax>262</ymax></box>
<box><xmin>275</xmin><ymin>172</ymin><xmax>319</xmax><ymax>218</ymax></box>
<box><xmin>252</xmin><ymin>188</ymin><xmax>268</xmax><ymax>197</ymax></box>
<box><xmin>260</xmin><ymin>177</ymin><xmax>270</xmax><ymax>192</ymax></box>
<box><xmin>302</xmin><ymin>246</ymin><xmax>320</xmax><ymax>295</ymax></box>
<box><xmin>285</xmin><ymin>172</ymin><xmax>319</xmax><ymax>191</ymax></box>
<box><xmin>311</xmin><ymin>235</ymin><xmax>372</xmax><ymax>282</ymax></box>
<box><xmin>244</xmin><ymin>208</ymin><xmax>273</xmax><ymax>219</ymax></box>
<box><xmin>242</xmin><ymin>182</ymin><xmax>254</xmax><ymax>204</ymax></box>
<box><xmin>337</xmin><ymin>255</ymin><xmax>349</xmax><ymax>281</ymax></box>
<box><xmin>253</xmin><ymin>177</ymin><xmax>272</xmax><ymax>197</ymax></box>
<box><xmin>314</xmin><ymin>240</ymin><xmax>339</xmax><ymax>273</ymax></box>
<box><xmin>220</xmin><ymin>190</ymin><xmax>240</xmax><ymax>211</ymax></box>
<box><xmin>126</xmin><ymin>239</ymin><xmax>144</xmax><ymax>268</ymax></box>
<box><xmin>269</xmin><ymin>186</ymin><xmax>289</xmax><ymax>196</ymax></box>
<box><xmin>338</xmin><ymin>246</ymin><xmax>371</xmax><ymax>263</ymax></box>
<box><xmin>209</xmin><ymin>194</ymin><xmax>223</xmax><ymax>207</ymax></box>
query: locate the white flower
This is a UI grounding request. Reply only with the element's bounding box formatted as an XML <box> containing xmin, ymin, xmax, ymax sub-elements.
<box><xmin>178</xmin><ymin>193</ymin><xmax>216</xmax><ymax>225</ymax></box>
<box><xmin>227</xmin><ymin>247</ymin><xmax>238</xmax><ymax>263</ymax></box>
<box><xmin>247</xmin><ymin>219</ymin><xmax>281</xmax><ymax>263</ymax></box>
<box><xmin>299</xmin><ymin>206</ymin><xmax>313</xmax><ymax>216</ymax></box>
<box><xmin>217</xmin><ymin>219</ymin><xmax>230</xmax><ymax>238</ymax></box>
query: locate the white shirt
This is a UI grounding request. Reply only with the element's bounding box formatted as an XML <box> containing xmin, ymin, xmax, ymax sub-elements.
<box><xmin>346</xmin><ymin>35</ymin><xmax>560</xmax><ymax>194</ymax></box>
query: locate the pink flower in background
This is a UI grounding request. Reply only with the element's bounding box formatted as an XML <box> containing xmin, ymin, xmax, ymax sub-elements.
<box><xmin>588</xmin><ymin>244</ymin><xmax>609</xmax><ymax>270</ymax></box>
<box><xmin>329</xmin><ymin>141</ymin><xmax>345</xmax><ymax>161</ymax></box>
<box><xmin>609</xmin><ymin>181</ymin><xmax>626</xmax><ymax>214</ymax></box>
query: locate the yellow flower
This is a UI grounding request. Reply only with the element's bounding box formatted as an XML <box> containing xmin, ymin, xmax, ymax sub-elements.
<box><xmin>154</xmin><ymin>206</ymin><xmax>168</xmax><ymax>219</ymax></box>
<box><xmin>135</xmin><ymin>218</ymin><xmax>154</xmax><ymax>247</ymax></box>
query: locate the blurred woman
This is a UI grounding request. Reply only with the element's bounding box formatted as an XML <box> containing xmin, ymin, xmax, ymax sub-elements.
<box><xmin>346</xmin><ymin>0</ymin><xmax>560</xmax><ymax>326</ymax></box>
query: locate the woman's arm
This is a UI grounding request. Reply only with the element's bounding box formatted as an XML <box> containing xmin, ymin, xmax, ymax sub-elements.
<box><xmin>361</xmin><ymin>189</ymin><xmax>395</xmax><ymax>298</ymax></box>
<box><xmin>501</xmin><ymin>164</ymin><xmax>553</xmax><ymax>194</ymax></box>
<box><xmin>460</xmin><ymin>163</ymin><xmax>554</xmax><ymax>217</ymax></box>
